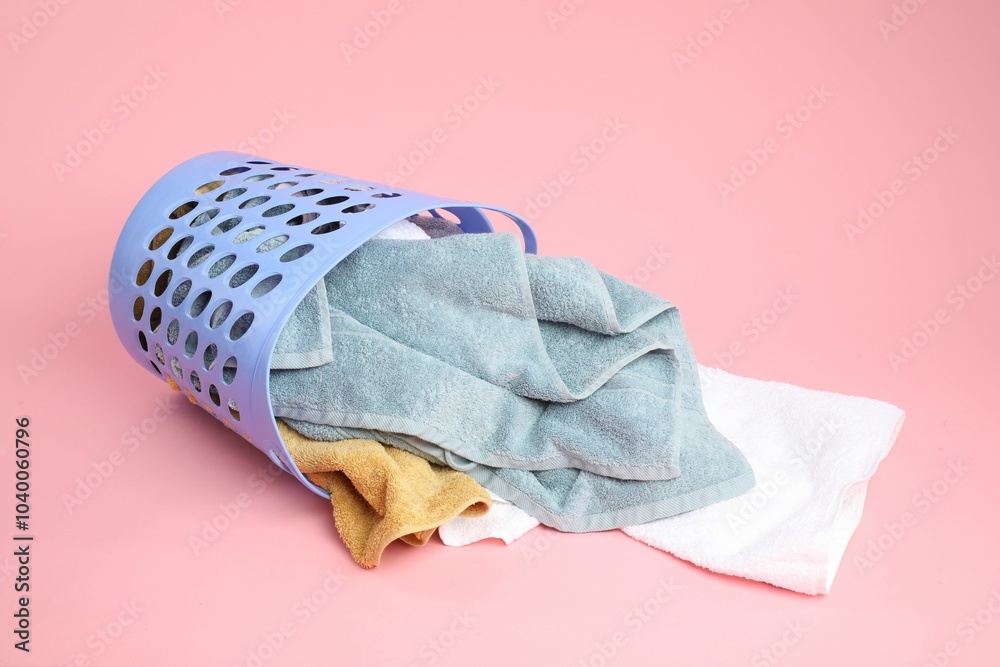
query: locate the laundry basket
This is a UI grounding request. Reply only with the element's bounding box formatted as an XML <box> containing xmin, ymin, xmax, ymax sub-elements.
<box><xmin>109</xmin><ymin>151</ymin><xmax>536</xmax><ymax>497</ymax></box>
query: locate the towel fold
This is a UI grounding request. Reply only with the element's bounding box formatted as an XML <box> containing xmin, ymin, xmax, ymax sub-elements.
<box><xmin>438</xmin><ymin>365</ymin><xmax>905</xmax><ymax>595</ymax></box>
<box><xmin>277</xmin><ymin>420</ymin><xmax>490</xmax><ymax>568</ymax></box>
<box><xmin>270</xmin><ymin>232</ymin><xmax>754</xmax><ymax>532</ymax></box>
<box><xmin>271</xmin><ymin>219</ymin><xmax>427</xmax><ymax>370</ymax></box>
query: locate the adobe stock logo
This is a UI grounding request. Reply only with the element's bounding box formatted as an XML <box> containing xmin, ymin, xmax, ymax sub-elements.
<box><xmin>843</xmin><ymin>126</ymin><xmax>959</xmax><ymax>243</ymax></box>
<box><xmin>887</xmin><ymin>254</ymin><xmax>996</xmax><ymax>372</ymax></box>
<box><xmin>7</xmin><ymin>0</ymin><xmax>71</xmax><ymax>53</ymax></box>
<box><xmin>716</xmin><ymin>86</ymin><xmax>832</xmax><ymax>202</ymax></box>
<box><xmin>521</xmin><ymin>117</ymin><xmax>628</xmax><ymax>222</ymax></box>
<box><xmin>383</xmin><ymin>76</ymin><xmax>502</xmax><ymax>186</ymax></box>
<box><xmin>854</xmin><ymin>460</ymin><xmax>969</xmax><ymax>574</ymax></box>
<box><xmin>339</xmin><ymin>0</ymin><xmax>416</xmax><ymax>62</ymax></box>
<box><xmin>545</xmin><ymin>0</ymin><xmax>587</xmax><ymax>30</ymax></box>
<box><xmin>711</xmin><ymin>287</ymin><xmax>800</xmax><ymax>373</ymax></box>
<box><xmin>577</xmin><ymin>579</ymin><xmax>681</xmax><ymax>667</ymax></box>
<box><xmin>922</xmin><ymin>589</ymin><xmax>1000</xmax><ymax>667</ymax></box>
<box><xmin>877</xmin><ymin>0</ymin><xmax>933</xmax><ymax>40</ymax></box>
<box><xmin>750</xmin><ymin>621</ymin><xmax>808</xmax><ymax>667</ymax></box>
<box><xmin>672</xmin><ymin>0</ymin><xmax>757</xmax><ymax>74</ymax></box>
<box><xmin>51</xmin><ymin>66</ymin><xmax>169</xmax><ymax>181</ymax></box>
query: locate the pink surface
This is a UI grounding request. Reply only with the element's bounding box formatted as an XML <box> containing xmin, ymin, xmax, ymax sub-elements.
<box><xmin>2</xmin><ymin>0</ymin><xmax>998</xmax><ymax>664</ymax></box>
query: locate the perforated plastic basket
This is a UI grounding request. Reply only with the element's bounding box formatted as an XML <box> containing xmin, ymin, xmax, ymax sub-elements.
<box><xmin>109</xmin><ymin>151</ymin><xmax>535</xmax><ymax>497</ymax></box>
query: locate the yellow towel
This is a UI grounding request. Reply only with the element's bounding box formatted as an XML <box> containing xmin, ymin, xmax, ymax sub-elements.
<box><xmin>276</xmin><ymin>420</ymin><xmax>491</xmax><ymax>568</ymax></box>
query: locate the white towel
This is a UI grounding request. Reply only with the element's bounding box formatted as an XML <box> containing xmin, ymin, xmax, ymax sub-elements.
<box><xmin>440</xmin><ymin>491</ymin><xmax>541</xmax><ymax>546</ymax></box>
<box><xmin>372</xmin><ymin>219</ymin><xmax>430</xmax><ymax>240</ymax></box>
<box><xmin>439</xmin><ymin>365</ymin><xmax>905</xmax><ymax>595</ymax></box>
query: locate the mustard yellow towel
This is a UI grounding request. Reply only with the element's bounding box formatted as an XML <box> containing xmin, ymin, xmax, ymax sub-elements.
<box><xmin>276</xmin><ymin>420</ymin><xmax>490</xmax><ymax>568</ymax></box>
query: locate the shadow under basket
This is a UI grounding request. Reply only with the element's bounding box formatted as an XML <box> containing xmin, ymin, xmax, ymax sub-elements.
<box><xmin>109</xmin><ymin>151</ymin><xmax>536</xmax><ymax>497</ymax></box>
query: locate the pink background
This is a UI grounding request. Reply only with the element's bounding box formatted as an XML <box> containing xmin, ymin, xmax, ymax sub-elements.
<box><xmin>2</xmin><ymin>0</ymin><xmax>999</xmax><ymax>664</ymax></box>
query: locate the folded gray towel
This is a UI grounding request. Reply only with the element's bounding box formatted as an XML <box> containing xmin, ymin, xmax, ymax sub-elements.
<box><xmin>271</xmin><ymin>278</ymin><xmax>332</xmax><ymax>370</ymax></box>
<box><xmin>270</xmin><ymin>232</ymin><xmax>754</xmax><ymax>531</ymax></box>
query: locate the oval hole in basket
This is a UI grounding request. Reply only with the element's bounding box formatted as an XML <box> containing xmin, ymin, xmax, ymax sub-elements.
<box><xmin>136</xmin><ymin>259</ymin><xmax>154</xmax><ymax>286</ymax></box>
<box><xmin>190</xmin><ymin>208</ymin><xmax>220</xmax><ymax>228</ymax></box>
<box><xmin>255</xmin><ymin>235</ymin><xmax>288</xmax><ymax>253</ymax></box>
<box><xmin>209</xmin><ymin>301</ymin><xmax>233</xmax><ymax>329</ymax></box>
<box><xmin>203</xmin><ymin>343</ymin><xmax>218</xmax><ymax>371</ymax></box>
<box><xmin>211</xmin><ymin>216</ymin><xmax>242</xmax><ymax>236</ymax></box>
<box><xmin>195</xmin><ymin>180</ymin><xmax>224</xmax><ymax>195</ymax></box>
<box><xmin>222</xmin><ymin>357</ymin><xmax>237</xmax><ymax>384</ymax></box>
<box><xmin>167</xmin><ymin>235</ymin><xmax>193</xmax><ymax>260</ymax></box>
<box><xmin>250</xmin><ymin>274</ymin><xmax>282</xmax><ymax>298</ymax></box>
<box><xmin>153</xmin><ymin>269</ymin><xmax>172</xmax><ymax>296</ymax></box>
<box><xmin>239</xmin><ymin>196</ymin><xmax>270</xmax><ymax>210</ymax></box>
<box><xmin>166</xmin><ymin>319</ymin><xmax>179</xmax><ymax>345</ymax></box>
<box><xmin>232</xmin><ymin>226</ymin><xmax>265</xmax><ymax>244</ymax></box>
<box><xmin>168</xmin><ymin>202</ymin><xmax>196</xmax><ymax>219</ymax></box>
<box><xmin>311</xmin><ymin>222</ymin><xmax>344</xmax><ymax>235</ymax></box>
<box><xmin>189</xmin><ymin>290</ymin><xmax>212</xmax><ymax>317</ymax></box>
<box><xmin>148</xmin><ymin>227</ymin><xmax>173</xmax><ymax>250</ymax></box>
<box><xmin>262</xmin><ymin>204</ymin><xmax>295</xmax><ymax>218</ymax></box>
<box><xmin>171</xmin><ymin>279</ymin><xmax>192</xmax><ymax>307</ymax></box>
<box><xmin>279</xmin><ymin>245</ymin><xmax>314</xmax><ymax>262</ymax></box>
<box><xmin>216</xmin><ymin>187</ymin><xmax>247</xmax><ymax>202</ymax></box>
<box><xmin>244</xmin><ymin>174</ymin><xmax>274</xmax><ymax>183</ymax></box>
<box><xmin>229</xmin><ymin>313</ymin><xmax>254</xmax><ymax>341</ymax></box>
<box><xmin>285</xmin><ymin>213</ymin><xmax>319</xmax><ymax>227</ymax></box>
<box><xmin>149</xmin><ymin>307</ymin><xmax>162</xmax><ymax>333</ymax></box>
<box><xmin>187</xmin><ymin>245</ymin><xmax>215</xmax><ymax>268</ymax></box>
<box><xmin>184</xmin><ymin>331</ymin><xmax>198</xmax><ymax>358</ymax></box>
<box><xmin>229</xmin><ymin>264</ymin><xmax>259</xmax><ymax>288</ymax></box>
<box><xmin>208</xmin><ymin>254</ymin><xmax>236</xmax><ymax>277</ymax></box>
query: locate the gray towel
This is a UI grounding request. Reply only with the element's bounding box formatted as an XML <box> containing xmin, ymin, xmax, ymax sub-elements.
<box><xmin>273</xmin><ymin>233</ymin><xmax>686</xmax><ymax>479</ymax></box>
<box><xmin>407</xmin><ymin>214</ymin><xmax>464</xmax><ymax>238</ymax></box>
<box><xmin>271</xmin><ymin>278</ymin><xmax>332</xmax><ymax>370</ymax></box>
<box><xmin>270</xmin><ymin>233</ymin><xmax>754</xmax><ymax>531</ymax></box>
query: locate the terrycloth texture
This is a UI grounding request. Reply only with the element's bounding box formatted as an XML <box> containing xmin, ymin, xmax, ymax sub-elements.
<box><xmin>272</xmin><ymin>278</ymin><xmax>333</xmax><ymax>370</ymax></box>
<box><xmin>407</xmin><ymin>214</ymin><xmax>464</xmax><ymax>238</ymax></box>
<box><xmin>623</xmin><ymin>366</ymin><xmax>905</xmax><ymax>594</ymax></box>
<box><xmin>270</xmin><ymin>233</ymin><xmax>755</xmax><ymax>532</ymax></box>
<box><xmin>440</xmin><ymin>490</ymin><xmax>541</xmax><ymax>546</ymax></box>
<box><xmin>272</xmin><ymin>220</ymin><xmax>427</xmax><ymax>369</ymax></box>
<box><xmin>372</xmin><ymin>219</ymin><xmax>431</xmax><ymax>240</ymax></box>
<box><xmin>279</xmin><ymin>233</ymin><xmax>693</xmax><ymax>475</ymax></box>
<box><xmin>438</xmin><ymin>364</ymin><xmax>905</xmax><ymax>595</ymax></box>
<box><xmin>276</xmin><ymin>420</ymin><xmax>490</xmax><ymax>568</ymax></box>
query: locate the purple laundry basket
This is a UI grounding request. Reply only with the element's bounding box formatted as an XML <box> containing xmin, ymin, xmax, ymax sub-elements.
<box><xmin>109</xmin><ymin>151</ymin><xmax>536</xmax><ymax>497</ymax></box>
